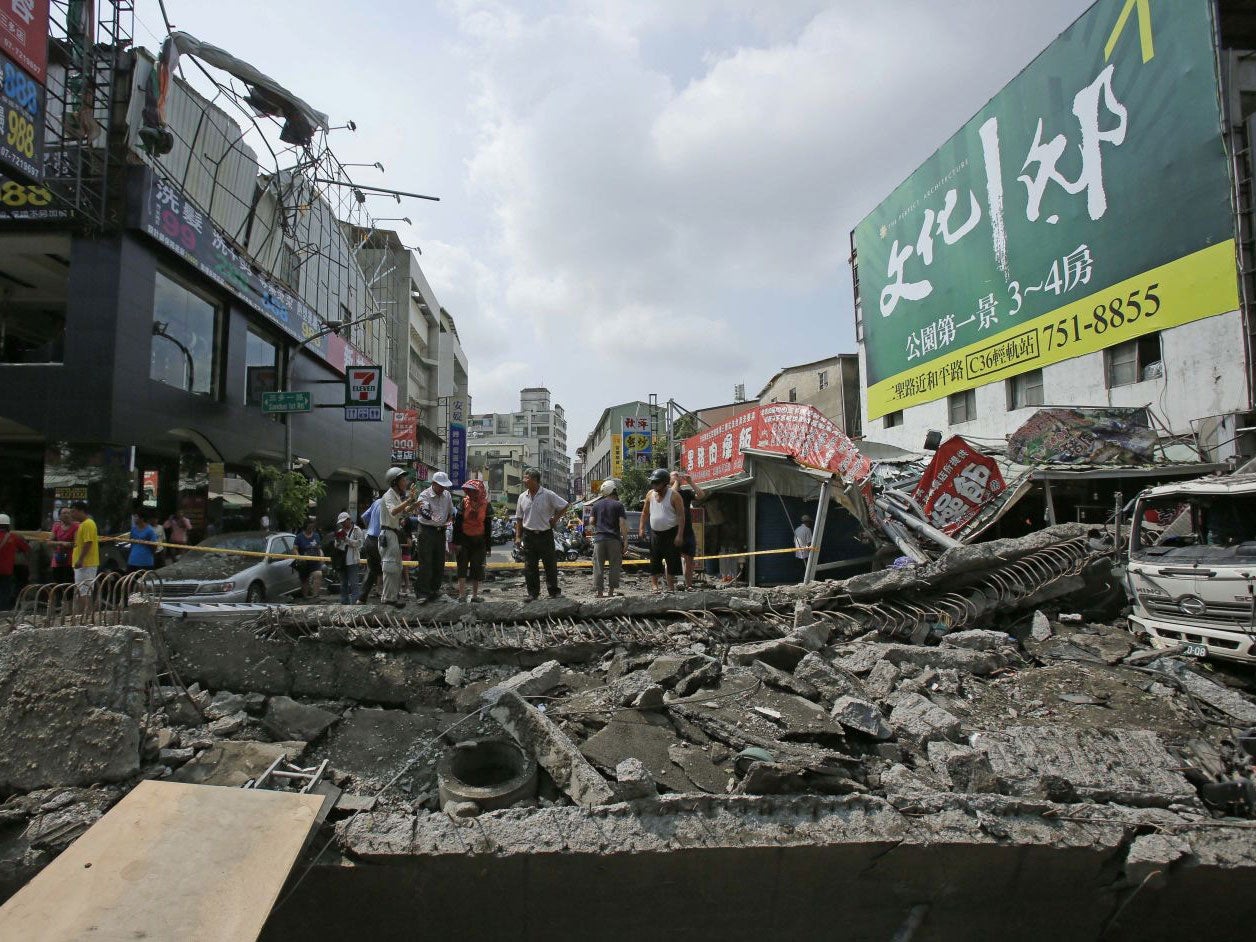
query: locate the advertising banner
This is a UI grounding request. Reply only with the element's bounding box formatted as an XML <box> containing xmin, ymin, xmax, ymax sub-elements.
<box><xmin>681</xmin><ymin>404</ymin><xmax>872</xmax><ymax>487</ymax></box>
<box><xmin>622</xmin><ymin>415</ymin><xmax>652</xmax><ymax>466</ymax></box>
<box><xmin>912</xmin><ymin>436</ymin><xmax>1005</xmax><ymax>534</ymax></box>
<box><xmin>0</xmin><ymin>48</ymin><xmax>45</xmax><ymax>181</ymax></box>
<box><xmin>853</xmin><ymin>0</ymin><xmax>1239</xmax><ymax>419</ymax></box>
<box><xmin>610</xmin><ymin>434</ymin><xmax>623</xmax><ymax>479</ymax></box>
<box><xmin>448</xmin><ymin>422</ymin><xmax>467</xmax><ymax>487</ymax></box>
<box><xmin>391</xmin><ymin>409</ymin><xmax>418</xmax><ymax>463</ymax></box>
<box><xmin>0</xmin><ymin>0</ymin><xmax>49</xmax><ymax>82</ymax></box>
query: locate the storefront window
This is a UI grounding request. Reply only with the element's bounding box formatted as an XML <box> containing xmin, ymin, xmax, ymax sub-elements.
<box><xmin>244</xmin><ymin>329</ymin><xmax>279</xmax><ymax>406</ymax></box>
<box><xmin>151</xmin><ymin>271</ymin><xmax>220</xmax><ymax>396</ymax></box>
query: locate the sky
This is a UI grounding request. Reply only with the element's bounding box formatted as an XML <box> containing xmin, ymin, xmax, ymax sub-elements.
<box><xmin>134</xmin><ymin>0</ymin><xmax>1095</xmax><ymax>453</ymax></box>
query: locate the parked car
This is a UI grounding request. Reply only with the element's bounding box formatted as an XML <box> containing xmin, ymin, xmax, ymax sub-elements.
<box><xmin>155</xmin><ymin>531</ymin><xmax>302</xmax><ymax>602</ymax></box>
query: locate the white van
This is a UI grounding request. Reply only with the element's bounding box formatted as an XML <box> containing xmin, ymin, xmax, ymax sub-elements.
<box><xmin>1125</xmin><ymin>474</ymin><xmax>1256</xmax><ymax>665</ymax></box>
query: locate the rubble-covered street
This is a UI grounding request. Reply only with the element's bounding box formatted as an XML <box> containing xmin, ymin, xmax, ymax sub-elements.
<box><xmin>2</xmin><ymin>526</ymin><xmax>1255</xmax><ymax>939</ymax></box>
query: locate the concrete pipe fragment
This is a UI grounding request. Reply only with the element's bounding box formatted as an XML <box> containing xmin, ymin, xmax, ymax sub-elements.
<box><xmin>437</xmin><ymin>738</ymin><xmax>538</xmax><ymax>814</ymax></box>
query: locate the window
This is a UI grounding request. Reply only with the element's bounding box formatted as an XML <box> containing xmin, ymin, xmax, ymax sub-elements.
<box><xmin>1007</xmin><ymin>369</ymin><xmax>1045</xmax><ymax>410</ymax></box>
<box><xmin>788</xmin><ymin>387</ymin><xmax>797</xmax><ymax>402</ymax></box>
<box><xmin>151</xmin><ymin>271</ymin><xmax>220</xmax><ymax>396</ymax></box>
<box><xmin>818</xmin><ymin>370</ymin><xmax>829</xmax><ymax>390</ymax></box>
<box><xmin>244</xmin><ymin>329</ymin><xmax>279</xmax><ymax>406</ymax></box>
<box><xmin>948</xmin><ymin>389</ymin><xmax>976</xmax><ymax>424</ymax></box>
<box><xmin>0</xmin><ymin>242</ymin><xmax>70</xmax><ymax>364</ymax></box>
<box><xmin>884</xmin><ymin>410</ymin><xmax>903</xmax><ymax>429</ymax></box>
<box><xmin>1106</xmin><ymin>333</ymin><xmax>1162</xmax><ymax>388</ymax></box>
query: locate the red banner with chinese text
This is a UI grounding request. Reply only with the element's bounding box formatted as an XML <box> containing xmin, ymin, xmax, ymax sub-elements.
<box><xmin>391</xmin><ymin>409</ymin><xmax>418</xmax><ymax>463</ymax></box>
<box><xmin>1</xmin><ymin>0</ymin><xmax>49</xmax><ymax>82</ymax></box>
<box><xmin>911</xmin><ymin>436</ymin><xmax>1005</xmax><ymax>534</ymax></box>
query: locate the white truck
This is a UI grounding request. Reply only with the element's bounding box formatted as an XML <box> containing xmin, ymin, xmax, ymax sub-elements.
<box><xmin>1125</xmin><ymin>473</ymin><xmax>1256</xmax><ymax>665</ymax></box>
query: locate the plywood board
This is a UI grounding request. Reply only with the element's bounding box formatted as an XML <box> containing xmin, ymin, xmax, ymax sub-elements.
<box><xmin>0</xmin><ymin>780</ymin><xmax>324</xmax><ymax>941</ymax></box>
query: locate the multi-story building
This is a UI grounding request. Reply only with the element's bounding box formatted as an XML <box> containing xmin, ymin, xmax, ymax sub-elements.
<box><xmin>0</xmin><ymin>18</ymin><xmax>414</xmax><ymax>534</ymax></box>
<box><xmin>469</xmin><ymin>387</ymin><xmax>568</xmax><ymax>496</ymax></box>
<box><xmin>466</xmin><ymin>439</ymin><xmax>527</xmax><ymax>510</ymax></box>
<box><xmin>435</xmin><ymin>308</ymin><xmax>471</xmax><ymax>482</ymax></box>
<box><xmin>578</xmin><ymin>400</ymin><xmax>660</xmax><ymax>496</ymax></box>
<box><xmin>757</xmin><ymin>355</ymin><xmax>861</xmax><ymax>438</ymax></box>
<box><xmin>851</xmin><ymin>0</ymin><xmax>1256</xmax><ymax>463</ymax></box>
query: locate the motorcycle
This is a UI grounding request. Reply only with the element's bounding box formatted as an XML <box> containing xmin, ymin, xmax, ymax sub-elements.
<box><xmin>511</xmin><ymin>531</ymin><xmax>579</xmax><ymax>563</ymax></box>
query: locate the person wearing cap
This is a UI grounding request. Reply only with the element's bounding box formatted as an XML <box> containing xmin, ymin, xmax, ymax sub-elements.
<box><xmin>69</xmin><ymin>500</ymin><xmax>98</xmax><ymax>614</ymax></box>
<box><xmin>589</xmin><ymin>479</ymin><xmax>627</xmax><ymax>598</ymax></box>
<box><xmin>381</xmin><ymin>467</ymin><xmax>421</xmax><ymax>607</ymax></box>
<box><xmin>513</xmin><ymin>468</ymin><xmax>569</xmax><ymax>600</ymax></box>
<box><xmin>332</xmin><ymin>511</ymin><xmax>364</xmax><ymax>604</ymax></box>
<box><xmin>356</xmin><ymin>491</ymin><xmax>384</xmax><ymax>603</ymax></box>
<box><xmin>0</xmin><ymin>513</ymin><xmax>31</xmax><ymax>611</ymax></box>
<box><xmin>413</xmin><ymin>471</ymin><xmax>455</xmax><ymax>604</ymax></box>
<box><xmin>639</xmin><ymin>467</ymin><xmax>685</xmax><ymax>592</ymax></box>
<box><xmin>794</xmin><ymin>513</ymin><xmax>814</xmax><ymax>582</ymax></box>
<box><xmin>450</xmin><ymin>479</ymin><xmax>489</xmax><ymax>603</ymax></box>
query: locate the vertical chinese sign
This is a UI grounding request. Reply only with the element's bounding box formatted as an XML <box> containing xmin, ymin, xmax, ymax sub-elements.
<box><xmin>448</xmin><ymin>396</ymin><xmax>467</xmax><ymax>486</ymax></box>
<box><xmin>622</xmin><ymin>415</ymin><xmax>653</xmax><ymax>467</ymax></box>
<box><xmin>610</xmin><ymin>434</ymin><xmax>623</xmax><ymax>479</ymax></box>
<box><xmin>391</xmin><ymin>409</ymin><xmax>418</xmax><ymax>463</ymax></box>
<box><xmin>0</xmin><ymin>0</ymin><xmax>48</xmax><ymax>183</ymax></box>
<box><xmin>853</xmin><ymin>0</ymin><xmax>1238</xmax><ymax>420</ymax></box>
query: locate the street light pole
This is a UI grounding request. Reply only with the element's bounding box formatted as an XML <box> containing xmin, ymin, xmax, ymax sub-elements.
<box><xmin>281</xmin><ymin>310</ymin><xmax>387</xmax><ymax>472</ymax></box>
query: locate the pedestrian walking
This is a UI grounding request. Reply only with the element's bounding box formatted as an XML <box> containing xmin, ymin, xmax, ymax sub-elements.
<box><xmin>0</xmin><ymin>513</ymin><xmax>30</xmax><ymax>611</ymax></box>
<box><xmin>127</xmin><ymin>510</ymin><xmax>158</xmax><ymax>574</ymax></box>
<box><xmin>69</xmin><ymin>501</ymin><xmax>98</xmax><ymax>615</ymax></box>
<box><xmin>357</xmin><ymin>492</ymin><xmax>383</xmax><ymax>602</ymax></box>
<box><xmin>794</xmin><ymin>514</ymin><xmax>814</xmax><ymax>582</ymax></box>
<box><xmin>294</xmin><ymin>518</ymin><xmax>324</xmax><ymax>598</ymax></box>
<box><xmin>163</xmin><ymin>510</ymin><xmax>191</xmax><ymax>561</ymax></box>
<box><xmin>589</xmin><ymin>479</ymin><xmax>627</xmax><ymax>597</ymax></box>
<box><xmin>671</xmin><ymin>470</ymin><xmax>706</xmax><ymax>590</ymax></box>
<box><xmin>49</xmin><ymin>507</ymin><xmax>77</xmax><ymax>584</ymax></box>
<box><xmin>514</xmin><ymin>469</ymin><xmax>569</xmax><ymax>600</ymax></box>
<box><xmin>451</xmin><ymin>479</ymin><xmax>489</xmax><ymax>602</ymax></box>
<box><xmin>639</xmin><ymin>468</ymin><xmax>684</xmax><ymax>592</ymax></box>
<box><xmin>380</xmin><ymin>466</ymin><xmax>421</xmax><ymax>608</ymax></box>
<box><xmin>413</xmin><ymin>471</ymin><xmax>455</xmax><ymax>603</ymax></box>
<box><xmin>332</xmin><ymin>511</ymin><xmax>364</xmax><ymax>604</ymax></box>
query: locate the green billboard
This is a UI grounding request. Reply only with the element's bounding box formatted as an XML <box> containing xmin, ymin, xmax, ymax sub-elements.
<box><xmin>853</xmin><ymin>0</ymin><xmax>1238</xmax><ymax>420</ymax></box>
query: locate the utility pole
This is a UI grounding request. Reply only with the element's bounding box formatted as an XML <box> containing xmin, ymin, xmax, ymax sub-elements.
<box><xmin>282</xmin><ymin>311</ymin><xmax>387</xmax><ymax>472</ymax></box>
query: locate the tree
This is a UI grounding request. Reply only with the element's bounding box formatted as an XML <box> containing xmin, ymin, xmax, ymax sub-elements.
<box><xmin>255</xmin><ymin>464</ymin><xmax>326</xmax><ymax>532</ymax></box>
<box><xmin>619</xmin><ymin>464</ymin><xmax>651</xmax><ymax>510</ymax></box>
<box><xmin>672</xmin><ymin>413</ymin><xmax>698</xmax><ymax>441</ymax></box>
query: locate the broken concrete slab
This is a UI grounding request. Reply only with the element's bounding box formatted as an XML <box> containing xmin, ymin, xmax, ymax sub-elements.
<box><xmin>887</xmin><ymin>692</ymin><xmax>962</xmax><ymax>748</ymax></box>
<box><xmin>580</xmin><ymin>714</ymin><xmax>697</xmax><ymax>794</ymax></box>
<box><xmin>0</xmin><ymin>626</ymin><xmax>154</xmax><ymax>792</ymax></box>
<box><xmin>203</xmin><ymin>690</ymin><xmax>248</xmax><ymax>720</ymax></box>
<box><xmin>751</xmin><ymin>660</ymin><xmax>819</xmax><ymax>701</ymax></box>
<box><xmin>727</xmin><ymin>637</ymin><xmax>807</xmax><ymax>671</ymax></box>
<box><xmin>863</xmin><ymin>660</ymin><xmax>901</xmax><ymax>701</ymax></box>
<box><xmin>667</xmin><ymin>742</ymin><xmax>733</xmax><ymax>794</ymax></box>
<box><xmin>646</xmin><ymin>654</ymin><xmax>709</xmax><ymax>689</ymax></box>
<box><xmin>974</xmin><ymin>726</ymin><xmax>1196</xmax><ymax>807</ymax></box>
<box><xmin>1151</xmin><ymin>659</ymin><xmax>1256</xmax><ymax>724</ymax></box>
<box><xmin>488</xmin><ymin>689</ymin><xmax>616</xmax><ymax>807</ymax></box>
<box><xmin>941</xmin><ymin>629</ymin><xmax>1015</xmax><ymax>652</ymax></box>
<box><xmin>170</xmin><ymin>740</ymin><xmax>306</xmax><ymax>787</ymax></box>
<box><xmin>490</xmin><ymin>660</ymin><xmax>563</xmax><ymax>699</ymax></box>
<box><xmin>830</xmin><ymin>696</ymin><xmax>891</xmax><ymax>740</ymax></box>
<box><xmin>793</xmin><ymin>652</ymin><xmax>865</xmax><ymax>704</ymax></box>
<box><xmin>1031</xmin><ymin>611</ymin><xmax>1052</xmax><ymax>642</ymax></box>
<box><xmin>672</xmin><ymin>657</ymin><xmax>721</xmax><ymax>697</ymax></box>
<box><xmin>263</xmin><ymin>696</ymin><xmax>340</xmax><ymax>743</ymax></box>
<box><xmin>323</xmin><ymin>708</ymin><xmax>441</xmax><ymax>782</ymax></box>
<box><xmin>926</xmin><ymin>742</ymin><xmax>1001</xmax><ymax>794</ymax></box>
<box><xmin>614</xmin><ymin>758</ymin><xmax>657</xmax><ymax>800</ymax></box>
<box><xmin>1124</xmin><ymin>832</ymin><xmax>1192</xmax><ymax>886</ymax></box>
<box><xmin>207</xmin><ymin>710</ymin><xmax>247</xmax><ymax>737</ymax></box>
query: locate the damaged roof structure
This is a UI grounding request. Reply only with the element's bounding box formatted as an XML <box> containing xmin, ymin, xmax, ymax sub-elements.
<box><xmin>2</xmin><ymin>523</ymin><xmax>1255</xmax><ymax>940</ymax></box>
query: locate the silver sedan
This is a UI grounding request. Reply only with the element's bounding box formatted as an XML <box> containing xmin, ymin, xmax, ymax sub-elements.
<box><xmin>156</xmin><ymin>531</ymin><xmax>303</xmax><ymax>602</ymax></box>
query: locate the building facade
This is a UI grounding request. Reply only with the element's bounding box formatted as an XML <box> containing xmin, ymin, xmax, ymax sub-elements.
<box><xmin>578</xmin><ymin>400</ymin><xmax>658</xmax><ymax>497</ymax></box>
<box><xmin>0</xmin><ymin>32</ymin><xmax>421</xmax><ymax>534</ymax></box>
<box><xmin>468</xmin><ymin>387</ymin><xmax>568</xmax><ymax>496</ymax></box>
<box><xmin>757</xmin><ymin>355</ymin><xmax>861</xmax><ymax>438</ymax></box>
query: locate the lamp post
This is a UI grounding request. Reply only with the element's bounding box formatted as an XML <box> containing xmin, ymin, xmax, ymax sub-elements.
<box><xmin>281</xmin><ymin>310</ymin><xmax>387</xmax><ymax>472</ymax></box>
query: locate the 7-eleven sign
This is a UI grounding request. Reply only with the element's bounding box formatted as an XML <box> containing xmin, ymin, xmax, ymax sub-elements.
<box><xmin>345</xmin><ymin>365</ymin><xmax>383</xmax><ymax>406</ymax></box>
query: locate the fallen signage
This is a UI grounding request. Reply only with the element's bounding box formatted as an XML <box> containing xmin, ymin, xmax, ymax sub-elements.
<box><xmin>912</xmin><ymin>436</ymin><xmax>1005</xmax><ymax>534</ymax></box>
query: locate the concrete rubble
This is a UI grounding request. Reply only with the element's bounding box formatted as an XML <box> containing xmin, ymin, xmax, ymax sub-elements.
<box><xmin>1</xmin><ymin>524</ymin><xmax>1255</xmax><ymax>936</ymax></box>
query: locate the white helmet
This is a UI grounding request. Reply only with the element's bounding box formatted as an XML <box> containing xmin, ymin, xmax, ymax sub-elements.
<box><xmin>599</xmin><ymin>480</ymin><xmax>618</xmax><ymax>497</ymax></box>
<box><xmin>0</xmin><ymin>513</ymin><xmax>9</xmax><ymax>527</ymax></box>
<box><xmin>384</xmin><ymin>466</ymin><xmax>409</xmax><ymax>485</ymax></box>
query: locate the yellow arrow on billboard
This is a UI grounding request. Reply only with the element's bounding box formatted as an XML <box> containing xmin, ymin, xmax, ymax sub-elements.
<box><xmin>1104</xmin><ymin>0</ymin><xmax>1154</xmax><ymax>63</ymax></box>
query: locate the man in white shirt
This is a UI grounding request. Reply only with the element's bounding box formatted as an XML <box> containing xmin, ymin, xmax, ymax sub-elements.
<box><xmin>414</xmin><ymin>471</ymin><xmax>455</xmax><ymax>603</ymax></box>
<box><xmin>513</xmin><ymin>468</ymin><xmax>569</xmax><ymax>600</ymax></box>
<box><xmin>794</xmin><ymin>514</ymin><xmax>814</xmax><ymax>582</ymax></box>
<box><xmin>381</xmin><ymin>466</ymin><xmax>420</xmax><ymax>607</ymax></box>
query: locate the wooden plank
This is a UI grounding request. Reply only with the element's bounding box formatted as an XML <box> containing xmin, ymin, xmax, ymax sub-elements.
<box><xmin>0</xmin><ymin>780</ymin><xmax>323</xmax><ymax>942</ymax></box>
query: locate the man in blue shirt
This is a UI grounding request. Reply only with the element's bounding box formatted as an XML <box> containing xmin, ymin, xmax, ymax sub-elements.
<box><xmin>128</xmin><ymin>511</ymin><xmax>158</xmax><ymax>573</ymax></box>
<box><xmin>356</xmin><ymin>493</ymin><xmax>383</xmax><ymax>603</ymax></box>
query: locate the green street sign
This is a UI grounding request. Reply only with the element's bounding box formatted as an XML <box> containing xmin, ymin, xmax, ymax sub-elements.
<box><xmin>262</xmin><ymin>391</ymin><xmax>312</xmax><ymax>414</ymax></box>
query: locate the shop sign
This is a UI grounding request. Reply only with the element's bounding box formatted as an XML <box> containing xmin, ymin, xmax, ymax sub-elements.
<box><xmin>0</xmin><ymin>0</ymin><xmax>49</xmax><ymax>82</ymax></box>
<box><xmin>912</xmin><ymin>436</ymin><xmax>1005</xmax><ymax>534</ymax></box>
<box><xmin>391</xmin><ymin>409</ymin><xmax>418</xmax><ymax>462</ymax></box>
<box><xmin>344</xmin><ymin>406</ymin><xmax>381</xmax><ymax>422</ymax></box>
<box><xmin>448</xmin><ymin>421</ymin><xmax>467</xmax><ymax>486</ymax></box>
<box><xmin>344</xmin><ymin>365</ymin><xmax>382</xmax><ymax>406</ymax></box>
<box><xmin>0</xmin><ymin>48</ymin><xmax>44</xmax><ymax>181</ymax></box>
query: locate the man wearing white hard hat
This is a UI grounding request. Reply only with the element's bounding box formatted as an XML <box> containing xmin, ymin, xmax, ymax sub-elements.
<box><xmin>413</xmin><ymin>470</ymin><xmax>455</xmax><ymax>603</ymax></box>
<box><xmin>380</xmin><ymin>466</ymin><xmax>419</xmax><ymax>607</ymax></box>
